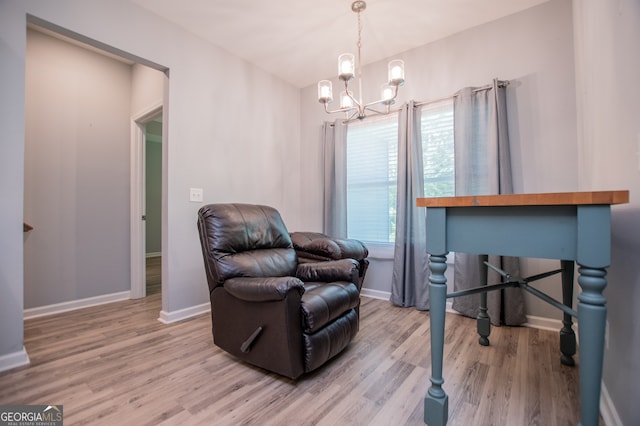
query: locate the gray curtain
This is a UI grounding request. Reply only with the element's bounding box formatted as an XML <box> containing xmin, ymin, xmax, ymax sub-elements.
<box><xmin>390</xmin><ymin>101</ymin><xmax>430</xmax><ymax>309</ymax></box>
<box><xmin>322</xmin><ymin>120</ymin><xmax>348</xmax><ymax>238</ymax></box>
<box><xmin>452</xmin><ymin>80</ymin><xmax>526</xmax><ymax>326</ymax></box>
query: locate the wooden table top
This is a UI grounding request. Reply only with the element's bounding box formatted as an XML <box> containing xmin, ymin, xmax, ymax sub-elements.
<box><xmin>416</xmin><ymin>190</ymin><xmax>629</xmax><ymax>208</ymax></box>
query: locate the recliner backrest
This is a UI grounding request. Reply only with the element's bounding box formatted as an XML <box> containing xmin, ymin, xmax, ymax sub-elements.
<box><xmin>197</xmin><ymin>204</ymin><xmax>297</xmax><ymax>290</ymax></box>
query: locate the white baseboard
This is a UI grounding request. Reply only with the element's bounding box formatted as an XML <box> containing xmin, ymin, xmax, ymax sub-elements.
<box><xmin>24</xmin><ymin>291</ymin><xmax>131</xmax><ymax>319</ymax></box>
<box><xmin>360</xmin><ymin>288</ymin><xmax>391</xmax><ymax>301</ymax></box>
<box><xmin>146</xmin><ymin>252</ymin><xmax>161</xmax><ymax>258</ymax></box>
<box><xmin>600</xmin><ymin>381</ymin><xmax>622</xmax><ymax>426</ymax></box>
<box><xmin>158</xmin><ymin>302</ymin><xmax>210</xmax><ymax>324</ymax></box>
<box><xmin>523</xmin><ymin>314</ymin><xmax>564</xmax><ymax>332</ymax></box>
<box><xmin>0</xmin><ymin>346</ymin><xmax>30</xmax><ymax>373</ymax></box>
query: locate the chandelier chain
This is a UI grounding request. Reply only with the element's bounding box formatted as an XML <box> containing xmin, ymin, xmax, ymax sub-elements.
<box><xmin>356</xmin><ymin>8</ymin><xmax>363</xmax><ymax>97</ymax></box>
<box><xmin>356</xmin><ymin>8</ymin><xmax>362</xmax><ymax>74</ymax></box>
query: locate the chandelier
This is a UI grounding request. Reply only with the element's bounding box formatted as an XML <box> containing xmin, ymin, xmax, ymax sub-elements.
<box><xmin>317</xmin><ymin>1</ymin><xmax>405</xmax><ymax>121</ymax></box>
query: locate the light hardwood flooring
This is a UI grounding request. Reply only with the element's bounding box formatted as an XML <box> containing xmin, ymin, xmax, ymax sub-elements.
<box><xmin>0</xmin><ymin>295</ymin><xmax>589</xmax><ymax>425</ymax></box>
<box><xmin>146</xmin><ymin>256</ymin><xmax>161</xmax><ymax>296</ymax></box>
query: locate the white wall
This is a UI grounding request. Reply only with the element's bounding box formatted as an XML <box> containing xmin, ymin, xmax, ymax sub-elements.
<box><xmin>0</xmin><ymin>0</ymin><xmax>301</xmax><ymax>365</ymax></box>
<box><xmin>301</xmin><ymin>0</ymin><xmax>578</xmax><ymax>319</ymax></box>
<box><xmin>573</xmin><ymin>1</ymin><xmax>640</xmax><ymax>424</ymax></box>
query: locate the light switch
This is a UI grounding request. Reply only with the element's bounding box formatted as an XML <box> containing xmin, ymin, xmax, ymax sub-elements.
<box><xmin>189</xmin><ymin>187</ymin><xmax>203</xmax><ymax>202</ymax></box>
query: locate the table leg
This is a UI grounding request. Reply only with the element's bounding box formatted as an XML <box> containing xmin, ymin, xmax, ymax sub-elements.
<box><xmin>425</xmin><ymin>253</ymin><xmax>449</xmax><ymax>426</ymax></box>
<box><xmin>477</xmin><ymin>254</ymin><xmax>490</xmax><ymax>346</ymax></box>
<box><xmin>560</xmin><ymin>260</ymin><xmax>576</xmax><ymax>366</ymax></box>
<box><xmin>576</xmin><ymin>265</ymin><xmax>607</xmax><ymax>426</ymax></box>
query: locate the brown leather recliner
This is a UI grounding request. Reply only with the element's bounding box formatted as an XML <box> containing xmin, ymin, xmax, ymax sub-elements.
<box><xmin>197</xmin><ymin>203</ymin><xmax>365</xmax><ymax>379</ymax></box>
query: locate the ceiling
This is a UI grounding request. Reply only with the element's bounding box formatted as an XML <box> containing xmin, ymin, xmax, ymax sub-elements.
<box><xmin>128</xmin><ymin>0</ymin><xmax>549</xmax><ymax>88</ymax></box>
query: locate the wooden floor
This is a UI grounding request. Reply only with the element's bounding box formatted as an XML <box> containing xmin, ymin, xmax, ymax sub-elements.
<box><xmin>0</xmin><ymin>295</ymin><xmax>587</xmax><ymax>425</ymax></box>
<box><xmin>146</xmin><ymin>256</ymin><xmax>161</xmax><ymax>295</ymax></box>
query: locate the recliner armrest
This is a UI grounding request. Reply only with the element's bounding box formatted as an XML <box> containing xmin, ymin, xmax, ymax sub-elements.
<box><xmin>296</xmin><ymin>258</ymin><xmax>359</xmax><ymax>284</ymax></box>
<box><xmin>224</xmin><ymin>276</ymin><xmax>305</xmax><ymax>302</ymax></box>
<box><xmin>290</xmin><ymin>232</ymin><xmax>368</xmax><ymax>261</ymax></box>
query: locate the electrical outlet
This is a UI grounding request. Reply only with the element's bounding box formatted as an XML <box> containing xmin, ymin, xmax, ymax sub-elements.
<box><xmin>189</xmin><ymin>188</ymin><xmax>203</xmax><ymax>202</ymax></box>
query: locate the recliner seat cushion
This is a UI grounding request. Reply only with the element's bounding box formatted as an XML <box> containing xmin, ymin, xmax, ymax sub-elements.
<box><xmin>301</xmin><ymin>281</ymin><xmax>360</xmax><ymax>333</ymax></box>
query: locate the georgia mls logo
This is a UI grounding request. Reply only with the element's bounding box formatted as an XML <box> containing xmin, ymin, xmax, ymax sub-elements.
<box><xmin>43</xmin><ymin>405</ymin><xmax>62</xmax><ymax>417</ymax></box>
<box><xmin>0</xmin><ymin>404</ymin><xmax>63</xmax><ymax>426</ymax></box>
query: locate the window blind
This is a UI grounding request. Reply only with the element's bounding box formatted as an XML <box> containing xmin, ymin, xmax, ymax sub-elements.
<box><xmin>345</xmin><ymin>101</ymin><xmax>454</xmax><ymax>244</ymax></box>
<box><xmin>346</xmin><ymin>113</ymin><xmax>399</xmax><ymax>243</ymax></box>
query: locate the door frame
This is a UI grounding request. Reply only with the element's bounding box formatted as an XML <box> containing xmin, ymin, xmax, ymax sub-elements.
<box><xmin>130</xmin><ymin>103</ymin><xmax>163</xmax><ymax>299</ymax></box>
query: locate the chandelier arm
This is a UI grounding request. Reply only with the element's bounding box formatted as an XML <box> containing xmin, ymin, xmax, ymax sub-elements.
<box><xmin>345</xmin><ymin>91</ymin><xmax>364</xmax><ymax>109</ymax></box>
<box><xmin>362</xmin><ymin>104</ymin><xmax>392</xmax><ymax>116</ymax></box>
<box><xmin>346</xmin><ymin>109</ymin><xmax>361</xmax><ymax>121</ymax></box>
<box><xmin>323</xmin><ymin>102</ymin><xmax>357</xmax><ymax>116</ymax></box>
<box><xmin>362</xmin><ymin>84</ymin><xmax>399</xmax><ymax>109</ymax></box>
<box><xmin>362</xmin><ymin>98</ymin><xmax>394</xmax><ymax>110</ymax></box>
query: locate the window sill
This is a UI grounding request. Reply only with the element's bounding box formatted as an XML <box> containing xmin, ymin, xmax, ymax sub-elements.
<box><xmin>363</xmin><ymin>242</ymin><xmax>395</xmax><ymax>260</ymax></box>
<box><xmin>364</xmin><ymin>243</ymin><xmax>455</xmax><ymax>265</ymax></box>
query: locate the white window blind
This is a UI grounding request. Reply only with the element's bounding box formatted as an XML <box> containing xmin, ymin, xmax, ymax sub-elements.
<box><xmin>346</xmin><ymin>113</ymin><xmax>399</xmax><ymax>243</ymax></box>
<box><xmin>345</xmin><ymin>100</ymin><xmax>454</xmax><ymax>245</ymax></box>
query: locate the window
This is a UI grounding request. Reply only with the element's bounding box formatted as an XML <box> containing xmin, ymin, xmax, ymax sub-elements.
<box><xmin>421</xmin><ymin>100</ymin><xmax>454</xmax><ymax>197</ymax></box>
<box><xmin>346</xmin><ymin>113</ymin><xmax>399</xmax><ymax>243</ymax></box>
<box><xmin>345</xmin><ymin>99</ymin><xmax>454</xmax><ymax>244</ymax></box>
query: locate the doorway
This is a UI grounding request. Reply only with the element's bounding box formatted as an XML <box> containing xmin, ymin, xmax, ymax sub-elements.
<box><xmin>130</xmin><ymin>105</ymin><xmax>164</xmax><ymax>299</ymax></box>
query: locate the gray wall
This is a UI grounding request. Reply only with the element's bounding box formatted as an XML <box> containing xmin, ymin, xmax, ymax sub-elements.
<box><xmin>0</xmin><ymin>0</ymin><xmax>28</xmax><ymax>362</ymax></box>
<box><xmin>24</xmin><ymin>28</ymin><xmax>132</xmax><ymax>308</ymax></box>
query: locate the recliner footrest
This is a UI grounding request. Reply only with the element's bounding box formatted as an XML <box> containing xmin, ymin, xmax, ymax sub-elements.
<box><xmin>303</xmin><ymin>309</ymin><xmax>359</xmax><ymax>373</ymax></box>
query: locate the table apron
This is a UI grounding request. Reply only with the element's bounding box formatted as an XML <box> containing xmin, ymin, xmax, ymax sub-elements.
<box><xmin>425</xmin><ymin>204</ymin><xmax>611</xmax><ymax>267</ymax></box>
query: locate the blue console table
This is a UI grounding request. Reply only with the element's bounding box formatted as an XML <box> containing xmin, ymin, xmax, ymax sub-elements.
<box><xmin>417</xmin><ymin>190</ymin><xmax>629</xmax><ymax>426</ymax></box>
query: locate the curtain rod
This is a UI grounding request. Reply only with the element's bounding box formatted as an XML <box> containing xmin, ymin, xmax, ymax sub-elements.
<box><xmin>414</xmin><ymin>79</ymin><xmax>509</xmax><ymax>108</ymax></box>
<box><xmin>329</xmin><ymin>79</ymin><xmax>510</xmax><ymax>125</ymax></box>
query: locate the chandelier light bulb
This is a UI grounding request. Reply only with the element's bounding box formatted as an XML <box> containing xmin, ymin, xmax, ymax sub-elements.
<box><xmin>388</xmin><ymin>60</ymin><xmax>405</xmax><ymax>86</ymax></box>
<box><xmin>340</xmin><ymin>91</ymin><xmax>354</xmax><ymax>108</ymax></box>
<box><xmin>338</xmin><ymin>53</ymin><xmax>355</xmax><ymax>81</ymax></box>
<box><xmin>318</xmin><ymin>80</ymin><xmax>333</xmax><ymax>103</ymax></box>
<box><xmin>381</xmin><ymin>84</ymin><xmax>394</xmax><ymax>104</ymax></box>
